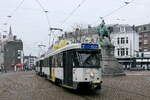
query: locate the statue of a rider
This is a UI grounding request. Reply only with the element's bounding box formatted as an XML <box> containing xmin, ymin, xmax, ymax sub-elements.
<box><xmin>96</xmin><ymin>20</ymin><xmax>111</xmax><ymax>46</ymax></box>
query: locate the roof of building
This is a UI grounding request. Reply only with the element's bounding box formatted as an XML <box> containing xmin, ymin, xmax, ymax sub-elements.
<box><xmin>136</xmin><ymin>23</ymin><xmax>150</xmax><ymax>33</ymax></box>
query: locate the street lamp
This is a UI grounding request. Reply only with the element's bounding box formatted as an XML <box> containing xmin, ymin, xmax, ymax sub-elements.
<box><xmin>7</xmin><ymin>16</ymin><xmax>12</xmax><ymax>18</ymax></box>
<box><xmin>50</xmin><ymin>28</ymin><xmax>63</xmax><ymax>32</ymax></box>
<box><xmin>48</xmin><ymin>33</ymin><xmax>51</xmax><ymax>47</ymax></box>
<box><xmin>44</xmin><ymin>10</ymin><xmax>48</xmax><ymax>13</ymax></box>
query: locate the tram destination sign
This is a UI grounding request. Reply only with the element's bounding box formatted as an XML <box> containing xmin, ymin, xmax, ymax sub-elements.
<box><xmin>81</xmin><ymin>44</ymin><xmax>99</xmax><ymax>49</ymax></box>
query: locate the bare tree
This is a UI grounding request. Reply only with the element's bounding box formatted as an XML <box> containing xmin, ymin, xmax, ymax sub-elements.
<box><xmin>71</xmin><ymin>23</ymin><xmax>87</xmax><ymax>43</ymax></box>
<box><xmin>71</xmin><ymin>23</ymin><xmax>85</xmax><ymax>31</ymax></box>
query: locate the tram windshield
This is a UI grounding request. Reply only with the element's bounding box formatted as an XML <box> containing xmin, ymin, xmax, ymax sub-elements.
<box><xmin>75</xmin><ymin>50</ymin><xmax>101</xmax><ymax>67</ymax></box>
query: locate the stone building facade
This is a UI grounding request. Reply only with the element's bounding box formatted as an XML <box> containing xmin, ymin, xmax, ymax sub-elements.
<box><xmin>0</xmin><ymin>26</ymin><xmax>23</xmax><ymax>70</ymax></box>
<box><xmin>24</xmin><ymin>55</ymin><xmax>37</xmax><ymax>69</ymax></box>
<box><xmin>58</xmin><ymin>26</ymin><xmax>99</xmax><ymax>44</ymax></box>
<box><xmin>110</xmin><ymin>24</ymin><xmax>139</xmax><ymax>58</ymax></box>
<box><xmin>136</xmin><ymin>24</ymin><xmax>150</xmax><ymax>52</ymax></box>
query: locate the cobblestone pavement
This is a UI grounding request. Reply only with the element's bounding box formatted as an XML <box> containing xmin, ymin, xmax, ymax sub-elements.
<box><xmin>0</xmin><ymin>71</ymin><xmax>150</xmax><ymax>100</ymax></box>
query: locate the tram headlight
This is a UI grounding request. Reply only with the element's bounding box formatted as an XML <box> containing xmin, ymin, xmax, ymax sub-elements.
<box><xmin>90</xmin><ymin>72</ymin><xmax>95</xmax><ymax>78</ymax></box>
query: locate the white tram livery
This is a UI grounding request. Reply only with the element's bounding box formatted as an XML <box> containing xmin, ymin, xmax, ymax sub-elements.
<box><xmin>35</xmin><ymin>43</ymin><xmax>102</xmax><ymax>90</ymax></box>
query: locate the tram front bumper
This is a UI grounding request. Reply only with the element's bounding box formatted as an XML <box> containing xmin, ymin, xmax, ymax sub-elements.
<box><xmin>75</xmin><ymin>80</ymin><xmax>102</xmax><ymax>90</ymax></box>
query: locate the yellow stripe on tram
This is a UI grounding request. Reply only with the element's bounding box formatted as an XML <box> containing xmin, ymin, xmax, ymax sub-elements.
<box><xmin>51</xmin><ymin>67</ymin><xmax>55</xmax><ymax>82</ymax></box>
<box><xmin>62</xmin><ymin>85</ymin><xmax>74</xmax><ymax>89</ymax></box>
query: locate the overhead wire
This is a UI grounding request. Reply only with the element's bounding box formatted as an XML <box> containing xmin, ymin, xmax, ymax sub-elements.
<box><xmin>34</xmin><ymin>0</ymin><xmax>53</xmax><ymax>48</ymax></box>
<box><xmin>61</xmin><ymin>0</ymin><xmax>87</xmax><ymax>27</ymax></box>
<box><xmin>34</xmin><ymin>0</ymin><xmax>51</xmax><ymax>28</ymax></box>
<box><xmin>94</xmin><ymin>0</ymin><xmax>135</xmax><ymax>25</ymax></box>
<box><xmin>34</xmin><ymin>0</ymin><xmax>65</xmax><ymax>47</ymax></box>
<box><xmin>9</xmin><ymin>0</ymin><xmax>25</xmax><ymax>16</ymax></box>
<box><xmin>34</xmin><ymin>0</ymin><xmax>45</xmax><ymax>11</ymax></box>
<box><xmin>6</xmin><ymin>0</ymin><xmax>25</xmax><ymax>23</ymax></box>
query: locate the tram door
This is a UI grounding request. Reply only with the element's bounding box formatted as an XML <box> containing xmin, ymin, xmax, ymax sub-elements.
<box><xmin>63</xmin><ymin>51</ymin><xmax>73</xmax><ymax>86</ymax></box>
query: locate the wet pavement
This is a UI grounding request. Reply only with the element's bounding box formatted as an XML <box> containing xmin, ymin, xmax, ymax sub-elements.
<box><xmin>0</xmin><ymin>71</ymin><xmax>150</xmax><ymax>100</ymax></box>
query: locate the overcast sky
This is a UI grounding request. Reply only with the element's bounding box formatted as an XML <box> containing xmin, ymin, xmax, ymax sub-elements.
<box><xmin>0</xmin><ymin>0</ymin><xmax>150</xmax><ymax>56</ymax></box>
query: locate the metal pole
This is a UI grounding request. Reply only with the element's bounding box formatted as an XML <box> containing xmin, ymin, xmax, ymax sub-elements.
<box><xmin>48</xmin><ymin>33</ymin><xmax>51</xmax><ymax>47</ymax></box>
<box><xmin>130</xmin><ymin>40</ymin><xmax>132</xmax><ymax>68</ymax></box>
<box><xmin>21</xmin><ymin>50</ymin><xmax>24</xmax><ymax>70</ymax></box>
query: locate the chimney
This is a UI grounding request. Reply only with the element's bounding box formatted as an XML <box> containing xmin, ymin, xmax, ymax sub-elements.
<box><xmin>88</xmin><ymin>25</ymin><xmax>92</xmax><ymax>29</ymax></box>
<box><xmin>3</xmin><ymin>35</ymin><xmax>6</xmax><ymax>39</ymax></box>
<box><xmin>13</xmin><ymin>35</ymin><xmax>17</xmax><ymax>40</ymax></box>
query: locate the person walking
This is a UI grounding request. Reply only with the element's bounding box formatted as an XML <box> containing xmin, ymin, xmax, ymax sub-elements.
<box><xmin>0</xmin><ymin>65</ymin><xmax>1</xmax><ymax>72</ymax></box>
<box><xmin>2</xmin><ymin>65</ymin><xmax>7</xmax><ymax>73</ymax></box>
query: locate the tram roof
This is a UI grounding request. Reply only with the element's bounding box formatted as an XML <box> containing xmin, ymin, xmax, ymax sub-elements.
<box><xmin>46</xmin><ymin>43</ymin><xmax>81</xmax><ymax>58</ymax></box>
<box><xmin>36</xmin><ymin>56</ymin><xmax>44</xmax><ymax>62</ymax></box>
<box><xmin>38</xmin><ymin>43</ymin><xmax>100</xmax><ymax>60</ymax></box>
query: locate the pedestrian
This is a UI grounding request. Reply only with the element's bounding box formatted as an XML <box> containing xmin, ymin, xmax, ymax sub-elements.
<box><xmin>2</xmin><ymin>65</ymin><xmax>7</xmax><ymax>73</ymax></box>
<box><xmin>0</xmin><ymin>65</ymin><xmax>1</xmax><ymax>72</ymax></box>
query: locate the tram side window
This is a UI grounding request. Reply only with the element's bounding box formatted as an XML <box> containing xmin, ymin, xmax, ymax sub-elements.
<box><xmin>60</xmin><ymin>53</ymin><xmax>63</xmax><ymax>67</ymax></box>
<box><xmin>73</xmin><ymin>51</ymin><xmax>79</xmax><ymax>67</ymax></box>
<box><xmin>49</xmin><ymin>57</ymin><xmax>52</xmax><ymax>67</ymax></box>
<box><xmin>37</xmin><ymin>62</ymin><xmax>40</xmax><ymax>67</ymax></box>
<box><xmin>52</xmin><ymin>55</ymin><xmax>57</xmax><ymax>67</ymax></box>
<box><xmin>43</xmin><ymin>59</ymin><xmax>46</xmax><ymax>67</ymax></box>
<box><xmin>55</xmin><ymin>55</ymin><xmax>58</xmax><ymax>67</ymax></box>
<box><xmin>46</xmin><ymin>58</ymin><xmax>49</xmax><ymax>67</ymax></box>
<box><xmin>57</xmin><ymin>53</ymin><xmax>63</xmax><ymax>67</ymax></box>
<box><xmin>52</xmin><ymin>56</ymin><xmax>55</xmax><ymax>67</ymax></box>
<box><xmin>38</xmin><ymin>62</ymin><xmax>40</xmax><ymax>67</ymax></box>
<box><xmin>36</xmin><ymin>62</ymin><xmax>38</xmax><ymax>66</ymax></box>
<box><xmin>40</xmin><ymin>60</ymin><xmax>43</xmax><ymax>67</ymax></box>
<box><xmin>46</xmin><ymin>58</ymin><xmax>47</xmax><ymax>67</ymax></box>
<box><xmin>43</xmin><ymin>58</ymin><xmax>48</xmax><ymax>67</ymax></box>
<box><xmin>43</xmin><ymin>59</ymin><xmax>45</xmax><ymax>67</ymax></box>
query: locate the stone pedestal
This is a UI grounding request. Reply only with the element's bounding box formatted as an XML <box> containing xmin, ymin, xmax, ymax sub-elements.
<box><xmin>101</xmin><ymin>45</ymin><xmax>125</xmax><ymax>76</ymax></box>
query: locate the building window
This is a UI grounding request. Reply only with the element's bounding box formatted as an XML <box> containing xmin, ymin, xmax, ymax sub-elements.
<box><xmin>139</xmin><ymin>34</ymin><xmax>142</xmax><ymax>38</ymax></box>
<box><xmin>117</xmin><ymin>38</ymin><xmax>120</xmax><ymax>44</ymax></box>
<box><xmin>120</xmin><ymin>48</ymin><xmax>123</xmax><ymax>56</ymax></box>
<box><xmin>139</xmin><ymin>39</ymin><xmax>142</xmax><ymax>43</ymax></box>
<box><xmin>138</xmin><ymin>27</ymin><xmax>142</xmax><ymax>31</ymax></box>
<box><xmin>144</xmin><ymin>33</ymin><xmax>148</xmax><ymax>38</ymax></box>
<box><xmin>121</xmin><ymin>37</ymin><xmax>125</xmax><ymax>44</ymax></box>
<box><xmin>144</xmin><ymin>48</ymin><xmax>148</xmax><ymax>52</ymax></box>
<box><xmin>126</xmin><ymin>37</ymin><xmax>128</xmax><ymax>44</ymax></box>
<box><xmin>144</xmin><ymin>39</ymin><xmax>148</xmax><ymax>44</ymax></box>
<box><xmin>144</xmin><ymin>27</ymin><xmax>147</xmax><ymax>31</ymax></box>
<box><xmin>117</xmin><ymin>48</ymin><xmax>120</xmax><ymax>56</ymax></box>
<box><xmin>139</xmin><ymin>42</ymin><xmax>142</xmax><ymax>46</ymax></box>
<box><xmin>126</xmin><ymin>48</ymin><xmax>128</xmax><ymax>56</ymax></box>
<box><xmin>123</xmin><ymin>48</ymin><xmax>125</xmax><ymax>56</ymax></box>
<box><xmin>121</xmin><ymin>48</ymin><xmax>125</xmax><ymax>56</ymax></box>
<box><xmin>120</xmin><ymin>27</ymin><xmax>125</xmax><ymax>32</ymax></box>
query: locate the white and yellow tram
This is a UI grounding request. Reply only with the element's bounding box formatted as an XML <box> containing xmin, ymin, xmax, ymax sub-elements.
<box><xmin>35</xmin><ymin>43</ymin><xmax>102</xmax><ymax>90</ymax></box>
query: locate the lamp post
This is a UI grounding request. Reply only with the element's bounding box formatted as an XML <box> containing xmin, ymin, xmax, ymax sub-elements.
<box><xmin>48</xmin><ymin>33</ymin><xmax>51</xmax><ymax>47</ymax></box>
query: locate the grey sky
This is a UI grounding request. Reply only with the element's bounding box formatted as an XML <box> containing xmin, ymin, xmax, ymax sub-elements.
<box><xmin>0</xmin><ymin>0</ymin><xmax>149</xmax><ymax>56</ymax></box>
